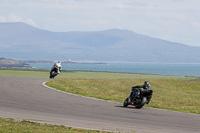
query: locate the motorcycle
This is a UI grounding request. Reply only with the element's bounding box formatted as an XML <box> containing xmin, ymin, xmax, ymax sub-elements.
<box><xmin>123</xmin><ymin>88</ymin><xmax>153</xmax><ymax>109</ymax></box>
<box><xmin>49</xmin><ymin>68</ymin><xmax>59</xmax><ymax>79</ymax></box>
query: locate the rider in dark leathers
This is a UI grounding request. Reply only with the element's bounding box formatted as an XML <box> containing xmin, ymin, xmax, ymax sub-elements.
<box><xmin>128</xmin><ymin>81</ymin><xmax>153</xmax><ymax>104</ymax></box>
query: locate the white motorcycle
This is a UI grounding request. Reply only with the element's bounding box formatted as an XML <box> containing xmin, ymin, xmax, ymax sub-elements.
<box><xmin>49</xmin><ymin>62</ymin><xmax>62</xmax><ymax>79</ymax></box>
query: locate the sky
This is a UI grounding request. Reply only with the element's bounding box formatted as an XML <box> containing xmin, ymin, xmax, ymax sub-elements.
<box><xmin>0</xmin><ymin>0</ymin><xmax>200</xmax><ymax>47</ymax></box>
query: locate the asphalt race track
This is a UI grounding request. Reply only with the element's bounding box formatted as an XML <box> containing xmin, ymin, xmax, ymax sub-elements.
<box><xmin>0</xmin><ymin>76</ymin><xmax>200</xmax><ymax>133</ymax></box>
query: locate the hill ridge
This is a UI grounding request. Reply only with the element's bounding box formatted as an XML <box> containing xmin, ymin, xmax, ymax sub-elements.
<box><xmin>0</xmin><ymin>22</ymin><xmax>200</xmax><ymax>63</ymax></box>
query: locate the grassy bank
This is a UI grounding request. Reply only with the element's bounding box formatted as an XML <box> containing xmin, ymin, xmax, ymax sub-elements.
<box><xmin>0</xmin><ymin>118</ymin><xmax>110</xmax><ymax>133</ymax></box>
<box><xmin>46</xmin><ymin>78</ymin><xmax>200</xmax><ymax>114</ymax></box>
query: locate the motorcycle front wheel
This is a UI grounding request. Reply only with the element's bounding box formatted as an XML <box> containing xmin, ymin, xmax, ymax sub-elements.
<box><xmin>123</xmin><ymin>98</ymin><xmax>129</xmax><ymax>107</ymax></box>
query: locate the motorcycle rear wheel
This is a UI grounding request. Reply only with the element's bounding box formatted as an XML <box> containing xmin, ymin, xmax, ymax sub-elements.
<box><xmin>135</xmin><ymin>97</ymin><xmax>147</xmax><ymax>109</ymax></box>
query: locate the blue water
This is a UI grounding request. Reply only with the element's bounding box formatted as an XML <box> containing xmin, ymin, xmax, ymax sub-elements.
<box><xmin>29</xmin><ymin>63</ymin><xmax>200</xmax><ymax>77</ymax></box>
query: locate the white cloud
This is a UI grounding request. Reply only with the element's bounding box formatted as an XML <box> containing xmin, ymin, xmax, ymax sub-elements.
<box><xmin>146</xmin><ymin>11</ymin><xmax>186</xmax><ymax>22</ymax></box>
<box><xmin>0</xmin><ymin>13</ymin><xmax>38</xmax><ymax>27</ymax></box>
<box><xmin>192</xmin><ymin>22</ymin><xmax>200</xmax><ymax>29</ymax></box>
<box><xmin>10</xmin><ymin>13</ymin><xmax>24</xmax><ymax>22</ymax></box>
<box><xmin>0</xmin><ymin>16</ymin><xmax>6</xmax><ymax>22</ymax></box>
<box><xmin>106</xmin><ymin>2</ymin><xmax>132</xmax><ymax>9</ymax></box>
<box><xmin>27</xmin><ymin>19</ymin><xmax>38</xmax><ymax>27</ymax></box>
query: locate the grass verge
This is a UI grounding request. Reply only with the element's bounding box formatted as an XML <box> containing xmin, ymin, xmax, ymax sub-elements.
<box><xmin>0</xmin><ymin>118</ymin><xmax>111</xmax><ymax>133</ymax></box>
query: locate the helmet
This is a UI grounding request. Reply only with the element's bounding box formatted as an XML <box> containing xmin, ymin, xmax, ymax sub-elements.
<box><xmin>144</xmin><ymin>81</ymin><xmax>150</xmax><ymax>88</ymax></box>
<box><xmin>144</xmin><ymin>81</ymin><xmax>150</xmax><ymax>85</ymax></box>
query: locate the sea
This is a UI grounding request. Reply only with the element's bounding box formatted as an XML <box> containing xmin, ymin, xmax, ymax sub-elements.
<box><xmin>29</xmin><ymin>63</ymin><xmax>200</xmax><ymax>77</ymax></box>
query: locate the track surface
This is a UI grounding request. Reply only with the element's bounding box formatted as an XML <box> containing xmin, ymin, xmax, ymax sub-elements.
<box><xmin>0</xmin><ymin>76</ymin><xmax>200</xmax><ymax>133</ymax></box>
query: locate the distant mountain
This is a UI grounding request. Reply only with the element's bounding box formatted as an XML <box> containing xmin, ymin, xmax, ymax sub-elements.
<box><xmin>0</xmin><ymin>22</ymin><xmax>200</xmax><ymax>63</ymax></box>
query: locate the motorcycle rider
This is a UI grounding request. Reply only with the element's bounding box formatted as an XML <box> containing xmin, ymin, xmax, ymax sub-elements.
<box><xmin>128</xmin><ymin>81</ymin><xmax>153</xmax><ymax>104</ymax></box>
<box><xmin>51</xmin><ymin>61</ymin><xmax>62</xmax><ymax>74</ymax></box>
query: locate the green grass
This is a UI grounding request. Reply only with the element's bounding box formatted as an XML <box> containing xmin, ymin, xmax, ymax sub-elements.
<box><xmin>0</xmin><ymin>68</ymin><xmax>198</xmax><ymax>80</ymax></box>
<box><xmin>46</xmin><ymin>78</ymin><xmax>200</xmax><ymax>114</ymax></box>
<box><xmin>0</xmin><ymin>68</ymin><xmax>49</xmax><ymax>78</ymax></box>
<box><xmin>0</xmin><ymin>118</ymin><xmax>111</xmax><ymax>133</ymax></box>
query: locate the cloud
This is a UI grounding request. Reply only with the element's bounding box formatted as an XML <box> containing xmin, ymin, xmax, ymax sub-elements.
<box><xmin>192</xmin><ymin>22</ymin><xmax>200</xmax><ymax>29</ymax></box>
<box><xmin>0</xmin><ymin>13</ymin><xmax>38</xmax><ymax>27</ymax></box>
<box><xmin>27</xmin><ymin>19</ymin><xmax>38</xmax><ymax>27</ymax></box>
<box><xmin>0</xmin><ymin>14</ymin><xmax>24</xmax><ymax>22</ymax></box>
<box><xmin>0</xmin><ymin>16</ymin><xmax>6</xmax><ymax>22</ymax></box>
<box><xmin>10</xmin><ymin>13</ymin><xmax>24</xmax><ymax>22</ymax></box>
<box><xmin>146</xmin><ymin>11</ymin><xmax>186</xmax><ymax>22</ymax></box>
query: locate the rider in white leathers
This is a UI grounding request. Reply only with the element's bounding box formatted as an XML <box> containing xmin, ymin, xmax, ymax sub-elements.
<box><xmin>52</xmin><ymin>61</ymin><xmax>62</xmax><ymax>74</ymax></box>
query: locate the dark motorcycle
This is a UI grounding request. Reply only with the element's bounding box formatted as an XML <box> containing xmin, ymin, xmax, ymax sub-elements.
<box><xmin>49</xmin><ymin>68</ymin><xmax>58</xmax><ymax>79</ymax></box>
<box><xmin>123</xmin><ymin>88</ymin><xmax>153</xmax><ymax>109</ymax></box>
